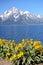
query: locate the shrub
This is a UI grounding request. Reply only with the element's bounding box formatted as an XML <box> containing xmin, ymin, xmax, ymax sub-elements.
<box><xmin>0</xmin><ymin>39</ymin><xmax>43</xmax><ymax>65</ymax></box>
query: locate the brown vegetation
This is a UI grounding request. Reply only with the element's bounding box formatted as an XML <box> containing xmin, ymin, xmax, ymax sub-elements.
<box><xmin>0</xmin><ymin>59</ymin><xmax>12</xmax><ymax>65</ymax></box>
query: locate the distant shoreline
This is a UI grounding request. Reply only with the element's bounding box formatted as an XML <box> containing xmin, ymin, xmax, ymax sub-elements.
<box><xmin>0</xmin><ymin>24</ymin><xmax>43</xmax><ymax>26</ymax></box>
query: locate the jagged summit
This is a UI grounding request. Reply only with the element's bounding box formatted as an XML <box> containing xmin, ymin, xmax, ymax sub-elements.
<box><xmin>0</xmin><ymin>7</ymin><xmax>43</xmax><ymax>25</ymax></box>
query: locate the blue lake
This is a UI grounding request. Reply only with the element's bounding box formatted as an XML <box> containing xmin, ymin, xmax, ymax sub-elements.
<box><xmin>0</xmin><ymin>25</ymin><xmax>43</xmax><ymax>45</ymax></box>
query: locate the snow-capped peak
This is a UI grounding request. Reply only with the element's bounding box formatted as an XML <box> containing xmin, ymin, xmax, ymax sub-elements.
<box><xmin>0</xmin><ymin>7</ymin><xmax>43</xmax><ymax>25</ymax></box>
<box><xmin>0</xmin><ymin>7</ymin><xmax>42</xmax><ymax>20</ymax></box>
<box><xmin>0</xmin><ymin>7</ymin><xmax>20</xmax><ymax>20</ymax></box>
<box><xmin>23</xmin><ymin>11</ymin><xmax>30</xmax><ymax>14</ymax></box>
<box><xmin>37</xmin><ymin>14</ymin><xmax>41</xmax><ymax>18</ymax></box>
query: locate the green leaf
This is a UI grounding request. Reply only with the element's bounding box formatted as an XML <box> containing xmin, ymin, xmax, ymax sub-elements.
<box><xmin>38</xmin><ymin>55</ymin><xmax>43</xmax><ymax>62</ymax></box>
<box><xmin>35</xmin><ymin>56</ymin><xmax>40</xmax><ymax>63</ymax></box>
<box><xmin>22</xmin><ymin>56</ymin><xmax>26</xmax><ymax>65</ymax></box>
<box><xmin>27</xmin><ymin>56</ymin><xmax>33</xmax><ymax>65</ymax></box>
<box><xmin>16</xmin><ymin>60</ymin><xmax>20</xmax><ymax>65</ymax></box>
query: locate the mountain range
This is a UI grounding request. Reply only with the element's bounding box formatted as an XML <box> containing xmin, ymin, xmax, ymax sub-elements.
<box><xmin>0</xmin><ymin>7</ymin><xmax>43</xmax><ymax>25</ymax></box>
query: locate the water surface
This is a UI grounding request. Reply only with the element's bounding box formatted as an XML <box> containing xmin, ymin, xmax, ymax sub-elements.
<box><xmin>0</xmin><ymin>25</ymin><xmax>43</xmax><ymax>45</ymax></box>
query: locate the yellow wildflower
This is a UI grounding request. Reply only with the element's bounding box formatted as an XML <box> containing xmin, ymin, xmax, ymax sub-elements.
<box><xmin>10</xmin><ymin>54</ymin><xmax>17</xmax><ymax>60</ymax></box>
<box><xmin>17</xmin><ymin>51</ymin><xmax>24</xmax><ymax>59</ymax></box>
<box><xmin>13</xmin><ymin>54</ymin><xmax>17</xmax><ymax>59</ymax></box>
<box><xmin>20</xmin><ymin>51</ymin><xmax>24</xmax><ymax>56</ymax></box>
<box><xmin>29</xmin><ymin>39</ymin><xmax>33</xmax><ymax>45</ymax></box>
<box><xmin>22</xmin><ymin>39</ymin><xmax>26</xmax><ymax>46</ymax></box>
<box><xmin>11</xmin><ymin>40</ymin><xmax>15</xmax><ymax>43</ymax></box>
<box><xmin>15</xmin><ymin>45</ymin><xmax>19</xmax><ymax>51</ymax></box>
<box><xmin>5</xmin><ymin>42</ymin><xmax>8</xmax><ymax>44</ymax></box>
<box><xmin>33</xmin><ymin>41</ymin><xmax>41</xmax><ymax>46</ymax></box>
<box><xmin>10</xmin><ymin>43</ymin><xmax>13</xmax><ymax>48</ymax></box>
<box><xmin>34</xmin><ymin>45</ymin><xmax>42</xmax><ymax>50</ymax></box>
<box><xmin>22</xmin><ymin>39</ymin><xmax>25</xmax><ymax>42</ymax></box>
<box><xmin>25</xmin><ymin>39</ymin><xmax>29</xmax><ymax>43</ymax></box>
<box><xmin>17</xmin><ymin>54</ymin><xmax>21</xmax><ymax>59</ymax></box>
<box><xmin>0</xmin><ymin>39</ymin><xmax>2</xmax><ymax>44</ymax></box>
<box><xmin>7</xmin><ymin>52</ymin><xmax>10</xmax><ymax>56</ymax></box>
<box><xmin>10</xmin><ymin>43</ymin><xmax>13</xmax><ymax>46</ymax></box>
<box><xmin>10</xmin><ymin>56</ymin><xmax>13</xmax><ymax>61</ymax></box>
<box><xmin>2</xmin><ymin>39</ymin><xmax>5</xmax><ymax>42</ymax></box>
<box><xmin>2</xmin><ymin>39</ymin><xmax>8</xmax><ymax>44</ymax></box>
<box><xmin>18</xmin><ymin>43</ymin><xmax>22</xmax><ymax>47</ymax></box>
